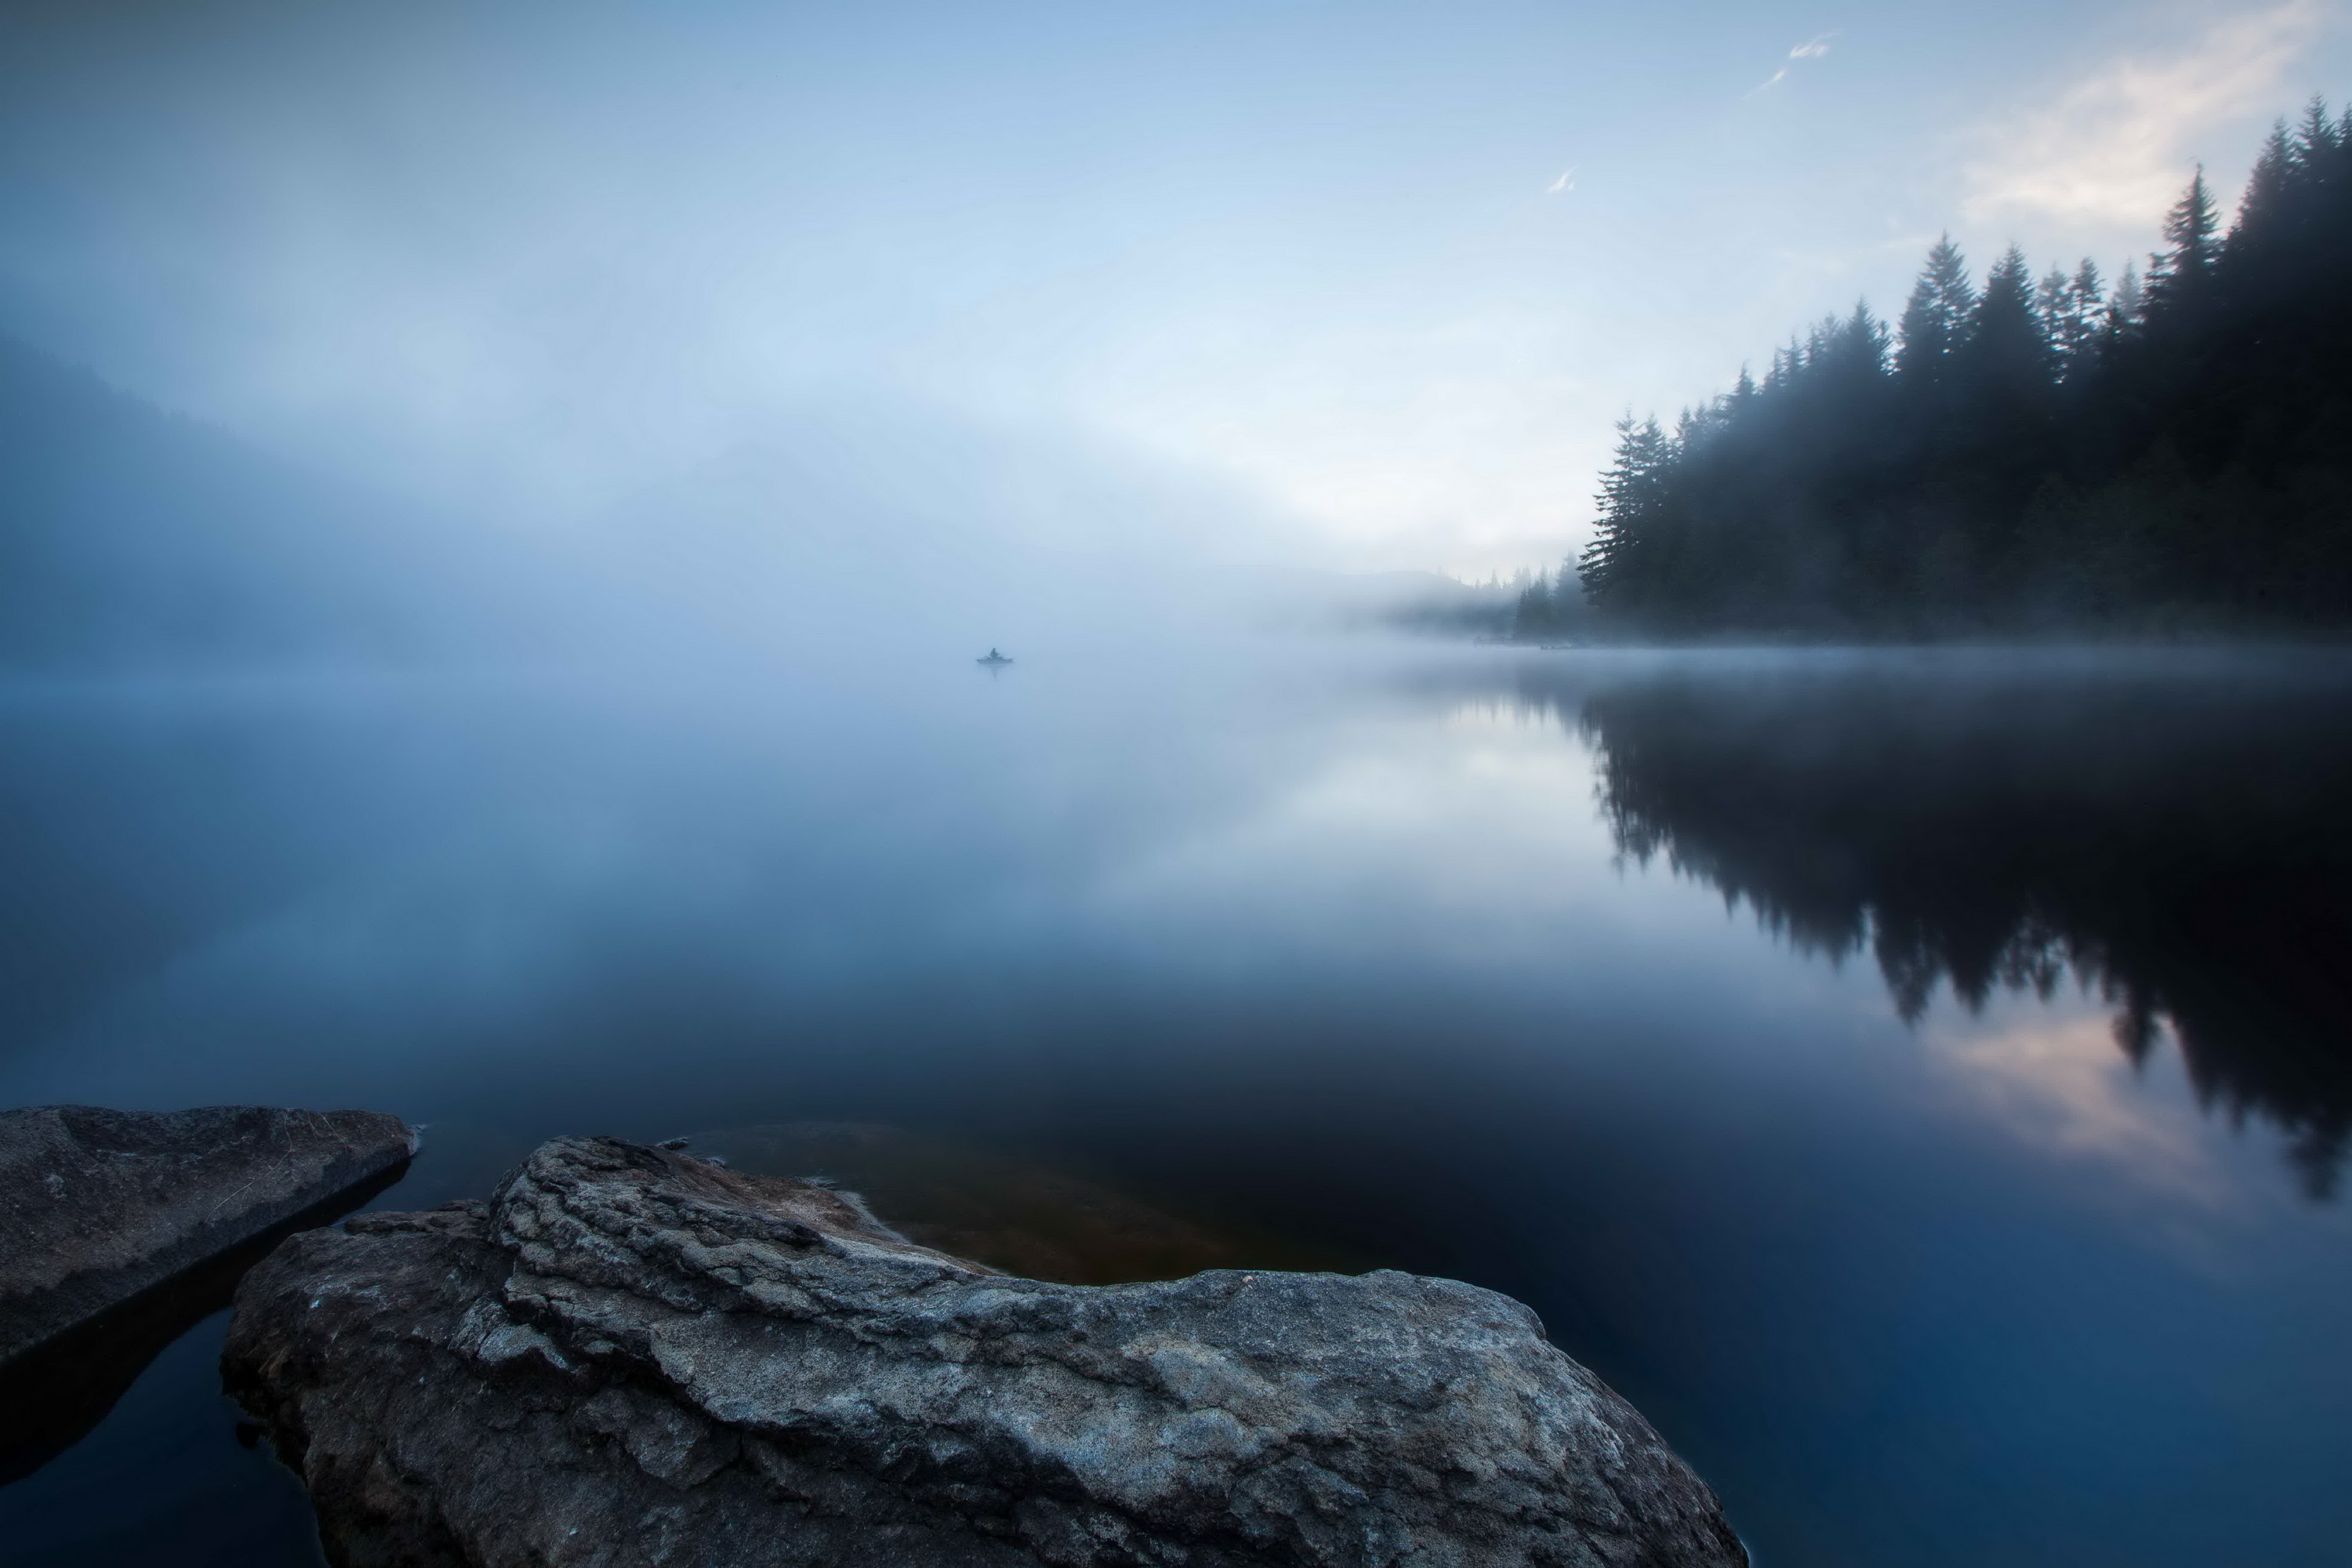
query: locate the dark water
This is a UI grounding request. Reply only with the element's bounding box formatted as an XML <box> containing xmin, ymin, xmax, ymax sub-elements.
<box><xmin>2</xmin><ymin>644</ymin><xmax>2348</xmax><ymax>1567</ymax></box>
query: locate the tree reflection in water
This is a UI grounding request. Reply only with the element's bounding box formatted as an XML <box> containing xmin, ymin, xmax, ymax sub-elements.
<box><xmin>1520</xmin><ymin>654</ymin><xmax>2352</xmax><ymax>1197</ymax></box>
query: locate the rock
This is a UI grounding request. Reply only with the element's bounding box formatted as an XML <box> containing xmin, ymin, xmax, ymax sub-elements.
<box><xmin>0</xmin><ymin>1103</ymin><xmax>419</xmax><ymax>1367</ymax></box>
<box><xmin>0</xmin><ymin>1156</ymin><xmax>416</xmax><ymax>1486</ymax></box>
<box><xmin>224</xmin><ymin>1134</ymin><xmax>1748</xmax><ymax>1567</ymax></box>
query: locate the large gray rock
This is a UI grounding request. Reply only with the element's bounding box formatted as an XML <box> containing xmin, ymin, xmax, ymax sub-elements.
<box><xmin>0</xmin><ymin>1103</ymin><xmax>418</xmax><ymax>1365</ymax></box>
<box><xmin>225</xmin><ymin>1135</ymin><xmax>1747</xmax><ymax>1567</ymax></box>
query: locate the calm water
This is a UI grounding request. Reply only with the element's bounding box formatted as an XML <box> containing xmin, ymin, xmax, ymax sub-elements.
<box><xmin>2</xmin><ymin>642</ymin><xmax>2348</xmax><ymax>1567</ymax></box>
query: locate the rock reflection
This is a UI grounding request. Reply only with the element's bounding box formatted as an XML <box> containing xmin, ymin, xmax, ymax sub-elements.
<box><xmin>687</xmin><ymin>1123</ymin><xmax>1365</xmax><ymax>1283</ymax></box>
<box><xmin>1524</xmin><ymin>655</ymin><xmax>2352</xmax><ymax>1196</ymax></box>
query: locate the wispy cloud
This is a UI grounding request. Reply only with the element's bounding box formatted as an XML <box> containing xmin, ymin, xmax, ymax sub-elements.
<box><xmin>1545</xmin><ymin>166</ymin><xmax>1577</xmax><ymax>195</ymax></box>
<box><xmin>1752</xmin><ymin>31</ymin><xmax>1838</xmax><ymax>94</ymax></box>
<box><xmin>1929</xmin><ymin>1011</ymin><xmax>2230</xmax><ymax>1207</ymax></box>
<box><xmin>1963</xmin><ymin>0</ymin><xmax>2324</xmax><ymax>228</ymax></box>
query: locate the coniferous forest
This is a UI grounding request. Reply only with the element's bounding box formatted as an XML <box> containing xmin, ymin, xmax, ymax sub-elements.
<box><xmin>1521</xmin><ymin>99</ymin><xmax>2352</xmax><ymax>637</ymax></box>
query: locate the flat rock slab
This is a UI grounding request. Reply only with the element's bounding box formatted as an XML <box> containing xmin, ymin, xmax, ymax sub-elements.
<box><xmin>225</xmin><ymin>1135</ymin><xmax>1748</xmax><ymax>1567</ymax></box>
<box><xmin>0</xmin><ymin>1104</ymin><xmax>418</xmax><ymax>1366</ymax></box>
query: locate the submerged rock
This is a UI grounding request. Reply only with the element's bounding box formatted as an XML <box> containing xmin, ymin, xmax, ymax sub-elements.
<box><xmin>225</xmin><ymin>1135</ymin><xmax>1748</xmax><ymax>1567</ymax></box>
<box><xmin>0</xmin><ymin>1103</ymin><xmax>419</xmax><ymax>1367</ymax></box>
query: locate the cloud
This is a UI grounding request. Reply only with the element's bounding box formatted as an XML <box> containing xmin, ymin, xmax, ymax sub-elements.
<box><xmin>1546</xmin><ymin>166</ymin><xmax>1576</xmax><ymax>194</ymax></box>
<box><xmin>1929</xmin><ymin>1011</ymin><xmax>2228</xmax><ymax>1205</ymax></box>
<box><xmin>1751</xmin><ymin>31</ymin><xmax>1838</xmax><ymax>93</ymax></box>
<box><xmin>1963</xmin><ymin>0</ymin><xmax>2324</xmax><ymax>228</ymax></box>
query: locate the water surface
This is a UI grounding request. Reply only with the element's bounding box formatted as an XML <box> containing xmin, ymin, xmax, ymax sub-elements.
<box><xmin>2</xmin><ymin>643</ymin><xmax>2347</xmax><ymax>1567</ymax></box>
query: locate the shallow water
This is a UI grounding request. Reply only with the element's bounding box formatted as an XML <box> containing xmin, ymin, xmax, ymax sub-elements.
<box><xmin>2</xmin><ymin>642</ymin><xmax>2348</xmax><ymax>1567</ymax></box>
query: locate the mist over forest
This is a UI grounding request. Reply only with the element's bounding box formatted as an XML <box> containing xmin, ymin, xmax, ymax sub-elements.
<box><xmin>1517</xmin><ymin>97</ymin><xmax>2352</xmax><ymax>640</ymax></box>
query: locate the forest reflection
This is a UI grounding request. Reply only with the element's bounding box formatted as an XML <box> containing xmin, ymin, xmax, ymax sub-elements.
<box><xmin>1504</xmin><ymin>655</ymin><xmax>2352</xmax><ymax>1197</ymax></box>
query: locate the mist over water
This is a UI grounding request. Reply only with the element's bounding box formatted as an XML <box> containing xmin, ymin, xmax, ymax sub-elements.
<box><xmin>5</xmin><ymin>5</ymin><xmax>2352</xmax><ymax>1566</ymax></box>
<box><xmin>2</xmin><ymin>641</ymin><xmax>2350</xmax><ymax>1567</ymax></box>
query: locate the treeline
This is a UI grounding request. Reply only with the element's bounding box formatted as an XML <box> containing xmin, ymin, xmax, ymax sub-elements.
<box><xmin>1525</xmin><ymin>97</ymin><xmax>2352</xmax><ymax>637</ymax></box>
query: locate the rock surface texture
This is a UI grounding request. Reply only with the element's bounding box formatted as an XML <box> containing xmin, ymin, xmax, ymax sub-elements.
<box><xmin>0</xmin><ymin>1103</ymin><xmax>418</xmax><ymax>1364</ymax></box>
<box><xmin>226</xmin><ymin>1135</ymin><xmax>1748</xmax><ymax>1568</ymax></box>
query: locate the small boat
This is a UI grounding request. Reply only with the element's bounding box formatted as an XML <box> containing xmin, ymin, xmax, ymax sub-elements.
<box><xmin>977</xmin><ymin>648</ymin><xmax>1013</xmax><ymax>667</ymax></box>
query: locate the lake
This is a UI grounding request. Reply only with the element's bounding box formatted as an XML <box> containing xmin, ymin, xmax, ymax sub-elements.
<box><xmin>2</xmin><ymin>641</ymin><xmax>2347</xmax><ymax>1567</ymax></box>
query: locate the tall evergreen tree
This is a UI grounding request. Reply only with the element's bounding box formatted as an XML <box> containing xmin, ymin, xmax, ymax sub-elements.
<box><xmin>1895</xmin><ymin>235</ymin><xmax>1975</xmax><ymax>384</ymax></box>
<box><xmin>2294</xmin><ymin>95</ymin><xmax>2343</xmax><ymax>166</ymax></box>
<box><xmin>2034</xmin><ymin>266</ymin><xmax>2071</xmax><ymax>343</ymax></box>
<box><xmin>2108</xmin><ymin>261</ymin><xmax>2145</xmax><ymax>336</ymax></box>
<box><xmin>2037</xmin><ymin>259</ymin><xmax>2107</xmax><ymax>376</ymax></box>
<box><xmin>2146</xmin><ymin>166</ymin><xmax>2220</xmax><ymax>320</ymax></box>
<box><xmin>1965</xmin><ymin>245</ymin><xmax>2052</xmax><ymax>396</ymax></box>
<box><xmin>1577</xmin><ymin>416</ymin><xmax>1673</xmax><ymax>612</ymax></box>
<box><xmin>2236</xmin><ymin>123</ymin><xmax>2295</xmax><ymax>238</ymax></box>
<box><xmin>2067</xmin><ymin>261</ymin><xmax>2105</xmax><ymax>339</ymax></box>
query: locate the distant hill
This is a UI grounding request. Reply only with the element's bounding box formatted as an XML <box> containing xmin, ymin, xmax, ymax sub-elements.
<box><xmin>0</xmin><ymin>336</ymin><xmax>535</xmax><ymax>668</ymax></box>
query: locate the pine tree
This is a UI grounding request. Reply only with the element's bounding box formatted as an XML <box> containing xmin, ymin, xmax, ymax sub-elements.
<box><xmin>2147</xmin><ymin>166</ymin><xmax>2220</xmax><ymax>319</ymax></box>
<box><xmin>1895</xmin><ymin>236</ymin><xmax>1975</xmax><ymax>384</ymax></box>
<box><xmin>1969</xmin><ymin>245</ymin><xmax>2049</xmax><ymax>387</ymax></box>
<box><xmin>2067</xmin><ymin>260</ymin><xmax>2104</xmax><ymax>336</ymax></box>
<box><xmin>2108</xmin><ymin>260</ymin><xmax>2145</xmax><ymax>336</ymax></box>
<box><xmin>1513</xmin><ymin>571</ymin><xmax>1555</xmax><ymax>639</ymax></box>
<box><xmin>2034</xmin><ymin>266</ymin><xmax>2071</xmax><ymax>342</ymax></box>
<box><xmin>2237</xmin><ymin>123</ymin><xmax>2295</xmax><ymax>238</ymax></box>
<box><xmin>1578</xmin><ymin>416</ymin><xmax>1673</xmax><ymax>611</ymax></box>
<box><xmin>1835</xmin><ymin>301</ymin><xmax>1890</xmax><ymax>377</ymax></box>
<box><xmin>2037</xmin><ymin>259</ymin><xmax>2106</xmax><ymax>376</ymax></box>
<box><xmin>2294</xmin><ymin>96</ymin><xmax>2342</xmax><ymax>168</ymax></box>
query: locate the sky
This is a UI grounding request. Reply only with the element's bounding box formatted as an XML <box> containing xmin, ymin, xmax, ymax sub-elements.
<box><xmin>0</xmin><ymin>0</ymin><xmax>2346</xmax><ymax>576</ymax></box>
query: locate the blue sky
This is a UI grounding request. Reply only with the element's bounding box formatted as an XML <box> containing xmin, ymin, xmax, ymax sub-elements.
<box><xmin>2</xmin><ymin>0</ymin><xmax>2346</xmax><ymax>574</ymax></box>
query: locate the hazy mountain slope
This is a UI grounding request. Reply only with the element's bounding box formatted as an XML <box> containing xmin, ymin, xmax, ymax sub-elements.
<box><xmin>0</xmin><ymin>338</ymin><xmax>532</xmax><ymax>668</ymax></box>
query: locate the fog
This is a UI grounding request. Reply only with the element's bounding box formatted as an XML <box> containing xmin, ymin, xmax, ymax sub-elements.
<box><xmin>5</xmin><ymin>9</ymin><xmax>2352</xmax><ymax>1568</ymax></box>
<box><xmin>0</xmin><ymin>317</ymin><xmax>1338</xmax><ymax>682</ymax></box>
<box><xmin>1</xmin><ymin>2</ymin><xmax>1352</xmax><ymax>667</ymax></box>
<box><xmin>9</xmin><ymin>1</ymin><xmax>2339</xmax><ymax>599</ymax></box>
